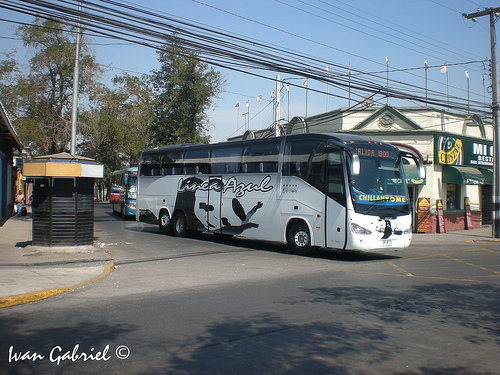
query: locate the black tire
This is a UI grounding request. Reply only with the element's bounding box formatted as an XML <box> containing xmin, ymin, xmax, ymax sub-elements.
<box><xmin>287</xmin><ymin>221</ymin><xmax>317</xmax><ymax>256</ymax></box>
<box><xmin>172</xmin><ymin>212</ymin><xmax>188</xmax><ymax>237</ymax></box>
<box><xmin>159</xmin><ymin>210</ymin><xmax>171</xmax><ymax>234</ymax></box>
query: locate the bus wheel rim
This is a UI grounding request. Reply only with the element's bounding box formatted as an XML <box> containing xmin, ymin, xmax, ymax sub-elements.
<box><xmin>294</xmin><ymin>230</ymin><xmax>309</xmax><ymax>248</ymax></box>
<box><xmin>161</xmin><ymin>214</ymin><xmax>169</xmax><ymax>227</ymax></box>
<box><xmin>176</xmin><ymin>218</ymin><xmax>184</xmax><ymax>233</ymax></box>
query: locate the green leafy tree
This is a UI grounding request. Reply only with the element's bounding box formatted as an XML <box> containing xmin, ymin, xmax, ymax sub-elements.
<box><xmin>150</xmin><ymin>39</ymin><xmax>226</xmax><ymax>146</ymax></box>
<box><xmin>112</xmin><ymin>74</ymin><xmax>154</xmax><ymax>166</ymax></box>
<box><xmin>0</xmin><ymin>52</ymin><xmax>20</xmax><ymax>107</ymax></box>
<box><xmin>1</xmin><ymin>17</ymin><xmax>101</xmax><ymax>155</ymax></box>
<box><xmin>82</xmin><ymin>73</ymin><xmax>154</xmax><ymax>193</ymax></box>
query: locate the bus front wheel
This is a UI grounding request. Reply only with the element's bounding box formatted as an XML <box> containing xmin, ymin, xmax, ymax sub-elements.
<box><xmin>173</xmin><ymin>212</ymin><xmax>188</xmax><ymax>237</ymax></box>
<box><xmin>287</xmin><ymin>222</ymin><xmax>317</xmax><ymax>256</ymax></box>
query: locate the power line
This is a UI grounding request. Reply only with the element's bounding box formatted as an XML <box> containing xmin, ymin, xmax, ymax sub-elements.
<box><xmin>0</xmin><ymin>0</ymin><xmax>490</xmax><ymax>117</ymax></box>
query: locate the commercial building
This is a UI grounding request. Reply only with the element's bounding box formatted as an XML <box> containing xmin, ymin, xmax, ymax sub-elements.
<box><xmin>0</xmin><ymin>102</ymin><xmax>22</xmax><ymax>220</ymax></box>
<box><xmin>229</xmin><ymin>105</ymin><xmax>493</xmax><ymax>232</ymax></box>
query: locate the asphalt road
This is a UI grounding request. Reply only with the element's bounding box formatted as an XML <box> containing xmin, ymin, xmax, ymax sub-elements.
<box><xmin>1</xmin><ymin>203</ymin><xmax>499</xmax><ymax>374</ymax></box>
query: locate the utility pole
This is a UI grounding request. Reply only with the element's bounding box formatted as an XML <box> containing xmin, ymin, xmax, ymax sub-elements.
<box><xmin>70</xmin><ymin>1</ymin><xmax>82</xmax><ymax>155</ymax></box>
<box><xmin>463</xmin><ymin>7</ymin><xmax>500</xmax><ymax>238</ymax></box>
<box><xmin>275</xmin><ymin>74</ymin><xmax>281</xmax><ymax>137</ymax></box>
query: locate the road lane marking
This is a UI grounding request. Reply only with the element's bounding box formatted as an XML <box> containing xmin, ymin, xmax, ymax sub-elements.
<box><xmin>441</xmin><ymin>254</ymin><xmax>500</xmax><ymax>276</ymax></box>
<box><xmin>330</xmin><ymin>248</ymin><xmax>500</xmax><ymax>283</ymax></box>
<box><xmin>387</xmin><ymin>261</ymin><xmax>414</xmax><ymax>276</ymax></box>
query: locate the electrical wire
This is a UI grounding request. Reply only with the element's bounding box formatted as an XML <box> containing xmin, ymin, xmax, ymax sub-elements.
<box><xmin>0</xmin><ymin>0</ymin><xmax>491</xmax><ymax>118</ymax></box>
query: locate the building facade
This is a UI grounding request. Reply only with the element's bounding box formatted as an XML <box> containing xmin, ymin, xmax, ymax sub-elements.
<box><xmin>229</xmin><ymin>105</ymin><xmax>493</xmax><ymax>233</ymax></box>
<box><xmin>0</xmin><ymin>102</ymin><xmax>22</xmax><ymax>221</ymax></box>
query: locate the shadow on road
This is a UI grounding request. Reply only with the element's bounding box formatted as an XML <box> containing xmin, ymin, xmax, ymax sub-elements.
<box><xmin>131</xmin><ymin>282</ymin><xmax>500</xmax><ymax>374</ymax></box>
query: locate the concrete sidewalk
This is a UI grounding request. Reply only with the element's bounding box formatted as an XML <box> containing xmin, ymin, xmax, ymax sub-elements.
<box><xmin>0</xmin><ymin>210</ymin><xmax>498</xmax><ymax>309</ymax></box>
<box><xmin>411</xmin><ymin>224</ymin><xmax>498</xmax><ymax>245</ymax></box>
<box><xmin>0</xmin><ymin>213</ymin><xmax>114</xmax><ymax>309</ymax></box>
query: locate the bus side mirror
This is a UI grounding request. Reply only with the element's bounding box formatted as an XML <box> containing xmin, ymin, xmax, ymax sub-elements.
<box><xmin>327</xmin><ymin>142</ymin><xmax>359</xmax><ymax>176</ymax></box>
<box><xmin>417</xmin><ymin>163</ymin><xmax>425</xmax><ymax>179</ymax></box>
<box><xmin>400</xmin><ymin>151</ymin><xmax>425</xmax><ymax>179</ymax></box>
<box><xmin>350</xmin><ymin>153</ymin><xmax>360</xmax><ymax>176</ymax></box>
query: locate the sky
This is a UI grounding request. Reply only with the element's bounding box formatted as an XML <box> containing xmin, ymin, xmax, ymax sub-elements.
<box><xmin>0</xmin><ymin>0</ymin><xmax>495</xmax><ymax>144</ymax></box>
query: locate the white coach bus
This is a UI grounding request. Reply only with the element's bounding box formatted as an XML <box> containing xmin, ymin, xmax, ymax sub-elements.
<box><xmin>137</xmin><ymin>133</ymin><xmax>424</xmax><ymax>255</ymax></box>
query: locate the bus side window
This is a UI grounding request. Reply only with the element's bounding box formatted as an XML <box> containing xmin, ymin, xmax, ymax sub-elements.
<box><xmin>161</xmin><ymin>151</ymin><xmax>183</xmax><ymax>175</ymax></box>
<box><xmin>212</xmin><ymin>147</ymin><xmax>242</xmax><ymax>174</ymax></box>
<box><xmin>185</xmin><ymin>148</ymin><xmax>210</xmax><ymax>175</ymax></box>
<box><xmin>284</xmin><ymin>139</ymin><xmax>325</xmax><ymax>184</ymax></box>
<box><xmin>308</xmin><ymin>142</ymin><xmax>327</xmax><ymax>193</ymax></box>
<box><xmin>141</xmin><ymin>153</ymin><xmax>161</xmax><ymax>176</ymax></box>
<box><xmin>242</xmin><ymin>140</ymin><xmax>279</xmax><ymax>173</ymax></box>
<box><xmin>326</xmin><ymin>149</ymin><xmax>346</xmax><ymax>206</ymax></box>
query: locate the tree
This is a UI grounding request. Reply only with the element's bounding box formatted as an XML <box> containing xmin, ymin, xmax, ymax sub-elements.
<box><xmin>1</xmin><ymin>17</ymin><xmax>101</xmax><ymax>155</ymax></box>
<box><xmin>0</xmin><ymin>52</ymin><xmax>20</xmax><ymax>108</ymax></box>
<box><xmin>150</xmin><ymin>39</ymin><xmax>226</xmax><ymax>146</ymax></box>
<box><xmin>81</xmin><ymin>73</ymin><xmax>154</xmax><ymax>194</ymax></box>
<box><xmin>112</xmin><ymin>74</ymin><xmax>154</xmax><ymax>166</ymax></box>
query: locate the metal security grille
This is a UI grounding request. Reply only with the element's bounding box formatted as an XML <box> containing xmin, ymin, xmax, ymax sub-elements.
<box><xmin>32</xmin><ymin>178</ymin><xmax>94</xmax><ymax>246</ymax></box>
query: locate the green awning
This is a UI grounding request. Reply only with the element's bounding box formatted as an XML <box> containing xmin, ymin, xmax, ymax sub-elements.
<box><xmin>403</xmin><ymin>165</ymin><xmax>426</xmax><ymax>185</ymax></box>
<box><xmin>443</xmin><ymin>166</ymin><xmax>485</xmax><ymax>185</ymax></box>
<box><xmin>479</xmin><ymin>168</ymin><xmax>493</xmax><ymax>185</ymax></box>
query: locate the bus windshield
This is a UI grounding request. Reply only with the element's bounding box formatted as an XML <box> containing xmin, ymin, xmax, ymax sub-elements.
<box><xmin>349</xmin><ymin>156</ymin><xmax>409</xmax><ymax>217</ymax></box>
<box><xmin>127</xmin><ymin>174</ymin><xmax>138</xmax><ymax>198</ymax></box>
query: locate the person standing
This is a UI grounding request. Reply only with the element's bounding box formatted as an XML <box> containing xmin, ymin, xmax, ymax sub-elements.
<box><xmin>14</xmin><ymin>190</ymin><xmax>24</xmax><ymax>216</ymax></box>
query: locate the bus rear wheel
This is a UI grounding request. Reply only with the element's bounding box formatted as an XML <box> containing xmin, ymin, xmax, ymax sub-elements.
<box><xmin>173</xmin><ymin>212</ymin><xmax>188</xmax><ymax>237</ymax></box>
<box><xmin>287</xmin><ymin>222</ymin><xmax>317</xmax><ymax>256</ymax></box>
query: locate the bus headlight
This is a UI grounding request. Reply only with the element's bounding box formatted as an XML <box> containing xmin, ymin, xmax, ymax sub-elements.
<box><xmin>404</xmin><ymin>226</ymin><xmax>412</xmax><ymax>234</ymax></box>
<box><xmin>351</xmin><ymin>223</ymin><xmax>372</xmax><ymax>235</ymax></box>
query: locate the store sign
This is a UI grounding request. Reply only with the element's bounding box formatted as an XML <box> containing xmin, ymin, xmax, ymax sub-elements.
<box><xmin>436</xmin><ymin>199</ymin><xmax>445</xmax><ymax>233</ymax></box>
<box><xmin>417</xmin><ymin>198</ymin><xmax>431</xmax><ymax>233</ymax></box>
<box><xmin>434</xmin><ymin>136</ymin><xmax>493</xmax><ymax>168</ymax></box>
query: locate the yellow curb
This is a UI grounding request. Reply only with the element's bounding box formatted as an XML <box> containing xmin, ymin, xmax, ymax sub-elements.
<box><xmin>0</xmin><ymin>260</ymin><xmax>115</xmax><ymax>309</ymax></box>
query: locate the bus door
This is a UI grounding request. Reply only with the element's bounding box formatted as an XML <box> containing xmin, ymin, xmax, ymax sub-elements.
<box><xmin>325</xmin><ymin>149</ymin><xmax>347</xmax><ymax>249</ymax></box>
<box><xmin>199</xmin><ymin>176</ymin><xmax>222</xmax><ymax>232</ymax></box>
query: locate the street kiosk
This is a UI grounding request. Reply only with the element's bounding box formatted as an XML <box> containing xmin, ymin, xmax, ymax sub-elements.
<box><xmin>22</xmin><ymin>153</ymin><xmax>104</xmax><ymax>246</ymax></box>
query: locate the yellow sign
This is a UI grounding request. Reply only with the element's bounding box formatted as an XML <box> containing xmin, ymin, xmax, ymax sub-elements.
<box><xmin>438</xmin><ymin>138</ymin><xmax>462</xmax><ymax>165</ymax></box>
<box><xmin>358</xmin><ymin>194</ymin><xmax>406</xmax><ymax>203</ymax></box>
<box><xmin>419</xmin><ymin>197</ymin><xmax>429</xmax><ymax>207</ymax></box>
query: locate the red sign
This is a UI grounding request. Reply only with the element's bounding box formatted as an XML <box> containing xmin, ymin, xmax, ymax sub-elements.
<box><xmin>417</xmin><ymin>198</ymin><xmax>430</xmax><ymax>233</ymax></box>
<box><xmin>436</xmin><ymin>199</ymin><xmax>445</xmax><ymax>233</ymax></box>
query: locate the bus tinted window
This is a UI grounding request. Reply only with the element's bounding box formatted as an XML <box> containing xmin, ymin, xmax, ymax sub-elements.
<box><xmin>141</xmin><ymin>152</ymin><xmax>161</xmax><ymax>176</ymax></box>
<box><xmin>326</xmin><ymin>149</ymin><xmax>345</xmax><ymax>205</ymax></box>
<box><xmin>242</xmin><ymin>140</ymin><xmax>280</xmax><ymax>173</ymax></box>
<box><xmin>161</xmin><ymin>150</ymin><xmax>183</xmax><ymax>175</ymax></box>
<box><xmin>212</xmin><ymin>146</ymin><xmax>242</xmax><ymax>174</ymax></box>
<box><xmin>308</xmin><ymin>141</ymin><xmax>327</xmax><ymax>192</ymax></box>
<box><xmin>184</xmin><ymin>148</ymin><xmax>210</xmax><ymax>174</ymax></box>
<box><xmin>284</xmin><ymin>139</ymin><xmax>326</xmax><ymax>192</ymax></box>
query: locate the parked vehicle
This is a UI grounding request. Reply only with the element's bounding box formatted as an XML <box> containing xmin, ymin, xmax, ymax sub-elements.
<box><xmin>111</xmin><ymin>167</ymin><xmax>138</xmax><ymax>217</ymax></box>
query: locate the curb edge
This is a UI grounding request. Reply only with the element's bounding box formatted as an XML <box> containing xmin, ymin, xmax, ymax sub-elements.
<box><xmin>0</xmin><ymin>260</ymin><xmax>115</xmax><ymax>309</ymax></box>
